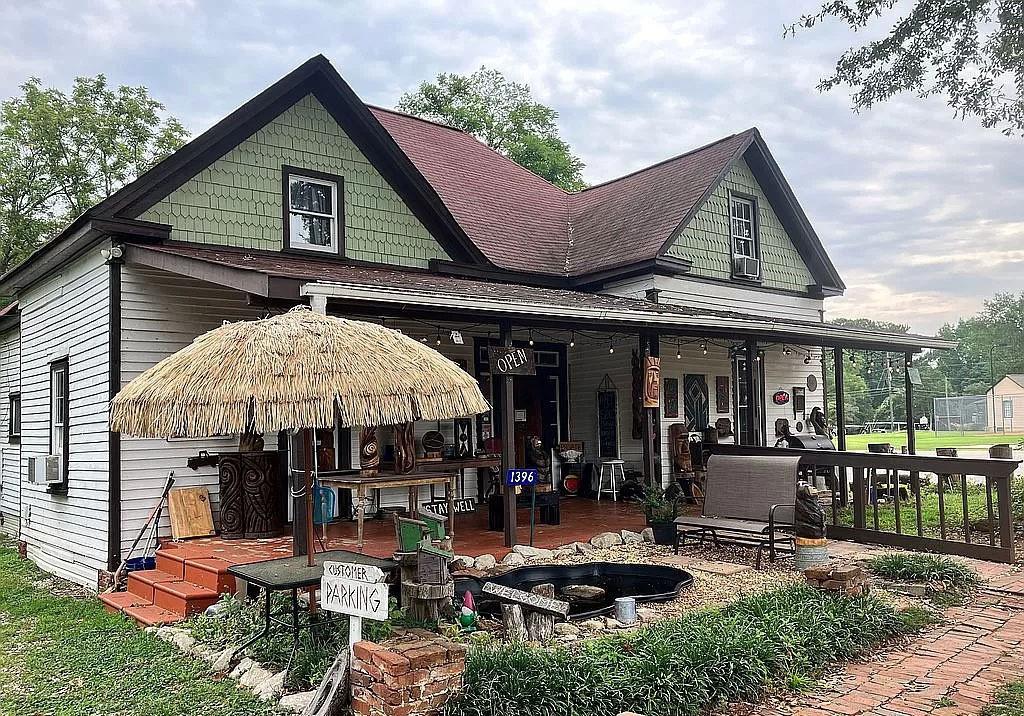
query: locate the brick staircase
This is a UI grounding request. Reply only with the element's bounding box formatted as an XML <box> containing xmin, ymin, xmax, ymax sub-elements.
<box><xmin>99</xmin><ymin>541</ymin><xmax>256</xmax><ymax>626</ymax></box>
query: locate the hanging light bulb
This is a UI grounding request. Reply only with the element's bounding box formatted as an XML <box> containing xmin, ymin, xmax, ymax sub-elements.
<box><xmin>528</xmin><ymin>330</ymin><xmax>535</xmax><ymax>347</ymax></box>
<box><xmin>700</xmin><ymin>340</ymin><xmax>707</xmax><ymax>355</ymax></box>
<box><xmin>676</xmin><ymin>342</ymin><xmax>682</xmax><ymax>360</ymax></box>
<box><xmin>608</xmin><ymin>340</ymin><xmax>615</xmax><ymax>355</ymax></box>
<box><xmin>569</xmin><ymin>331</ymin><xmax>575</xmax><ymax>348</ymax></box>
<box><xmin>804</xmin><ymin>354</ymin><xmax>811</xmax><ymax>365</ymax></box>
<box><xmin>435</xmin><ymin>327</ymin><xmax>442</xmax><ymax>346</ymax></box>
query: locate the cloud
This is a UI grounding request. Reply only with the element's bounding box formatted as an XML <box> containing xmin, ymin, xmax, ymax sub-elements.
<box><xmin>0</xmin><ymin>0</ymin><xmax>1018</xmax><ymax>335</ymax></box>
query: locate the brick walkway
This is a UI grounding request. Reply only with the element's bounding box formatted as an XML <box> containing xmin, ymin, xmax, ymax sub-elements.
<box><xmin>756</xmin><ymin>552</ymin><xmax>1024</xmax><ymax>716</ymax></box>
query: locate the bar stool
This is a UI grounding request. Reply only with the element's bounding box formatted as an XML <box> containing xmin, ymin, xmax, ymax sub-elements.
<box><xmin>597</xmin><ymin>459</ymin><xmax>625</xmax><ymax>501</ymax></box>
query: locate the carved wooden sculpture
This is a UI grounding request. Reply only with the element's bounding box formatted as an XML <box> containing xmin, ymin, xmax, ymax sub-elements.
<box><xmin>527</xmin><ymin>435</ymin><xmax>552</xmax><ymax>485</ymax></box>
<box><xmin>643</xmin><ymin>356</ymin><xmax>661</xmax><ymax>408</ymax></box>
<box><xmin>359</xmin><ymin>426</ymin><xmax>379</xmax><ymax>474</ymax></box>
<box><xmin>394</xmin><ymin>422</ymin><xmax>416</xmax><ymax>474</ymax></box>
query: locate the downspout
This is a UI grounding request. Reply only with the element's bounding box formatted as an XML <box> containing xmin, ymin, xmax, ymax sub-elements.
<box><xmin>106</xmin><ymin>247</ymin><xmax>123</xmax><ymax>572</ymax></box>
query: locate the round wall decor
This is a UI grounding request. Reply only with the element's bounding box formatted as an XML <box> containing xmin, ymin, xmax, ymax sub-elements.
<box><xmin>806</xmin><ymin>374</ymin><xmax>818</xmax><ymax>392</ymax></box>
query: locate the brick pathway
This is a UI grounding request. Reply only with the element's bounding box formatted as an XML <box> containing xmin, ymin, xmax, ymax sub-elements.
<box><xmin>756</xmin><ymin>552</ymin><xmax>1024</xmax><ymax>716</ymax></box>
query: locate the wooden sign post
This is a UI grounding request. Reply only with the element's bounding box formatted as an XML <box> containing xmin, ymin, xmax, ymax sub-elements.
<box><xmin>321</xmin><ymin>561</ymin><xmax>389</xmax><ymax>653</ymax></box>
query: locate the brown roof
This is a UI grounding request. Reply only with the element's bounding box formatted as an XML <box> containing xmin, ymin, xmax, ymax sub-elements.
<box><xmin>369</xmin><ymin>106</ymin><xmax>753</xmax><ymax>278</ymax></box>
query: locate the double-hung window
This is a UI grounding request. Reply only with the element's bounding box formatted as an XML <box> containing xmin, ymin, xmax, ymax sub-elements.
<box><xmin>8</xmin><ymin>393</ymin><xmax>19</xmax><ymax>442</ymax></box>
<box><xmin>730</xmin><ymin>195</ymin><xmax>760</xmax><ymax>279</ymax></box>
<box><xmin>283</xmin><ymin>167</ymin><xmax>342</xmax><ymax>254</ymax></box>
<box><xmin>50</xmin><ymin>359</ymin><xmax>69</xmax><ymax>485</ymax></box>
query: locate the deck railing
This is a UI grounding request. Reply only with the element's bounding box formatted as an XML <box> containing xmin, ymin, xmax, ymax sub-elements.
<box><xmin>708</xmin><ymin>444</ymin><xmax>1020</xmax><ymax>563</ymax></box>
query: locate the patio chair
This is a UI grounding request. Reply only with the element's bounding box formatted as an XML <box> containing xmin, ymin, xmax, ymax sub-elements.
<box><xmin>673</xmin><ymin>454</ymin><xmax>800</xmax><ymax>568</ymax></box>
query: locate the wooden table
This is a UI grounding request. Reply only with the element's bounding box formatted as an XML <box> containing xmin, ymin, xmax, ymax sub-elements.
<box><xmin>320</xmin><ymin>471</ymin><xmax>456</xmax><ymax>549</ymax></box>
<box><xmin>380</xmin><ymin>456</ymin><xmax>501</xmax><ymax>498</ymax></box>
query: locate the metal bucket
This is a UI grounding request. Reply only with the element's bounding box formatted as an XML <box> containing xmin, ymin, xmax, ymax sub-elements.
<box><xmin>614</xmin><ymin>596</ymin><xmax>637</xmax><ymax>625</ymax></box>
<box><xmin>793</xmin><ymin>541</ymin><xmax>829</xmax><ymax>571</ymax></box>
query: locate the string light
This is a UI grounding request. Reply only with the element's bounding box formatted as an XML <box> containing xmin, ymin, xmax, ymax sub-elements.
<box><xmin>700</xmin><ymin>340</ymin><xmax>707</xmax><ymax>355</ymax></box>
<box><xmin>804</xmin><ymin>354</ymin><xmax>811</xmax><ymax>365</ymax></box>
<box><xmin>676</xmin><ymin>340</ymin><xmax>682</xmax><ymax>360</ymax></box>
<box><xmin>569</xmin><ymin>331</ymin><xmax>575</xmax><ymax>349</ymax></box>
<box><xmin>608</xmin><ymin>340</ymin><xmax>615</xmax><ymax>355</ymax></box>
<box><xmin>528</xmin><ymin>330</ymin><xmax>535</xmax><ymax>347</ymax></box>
<box><xmin>435</xmin><ymin>327</ymin><xmax>442</xmax><ymax>346</ymax></box>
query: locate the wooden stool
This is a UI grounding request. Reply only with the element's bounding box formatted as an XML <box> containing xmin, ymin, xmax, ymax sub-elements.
<box><xmin>598</xmin><ymin>460</ymin><xmax>625</xmax><ymax>501</ymax></box>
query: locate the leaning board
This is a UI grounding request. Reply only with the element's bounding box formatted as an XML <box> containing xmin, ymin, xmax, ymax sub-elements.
<box><xmin>168</xmin><ymin>486</ymin><xmax>216</xmax><ymax>539</ymax></box>
<box><xmin>482</xmin><ymin>581</ymin><xmax>570</xmax><ymax>617</ymax></box>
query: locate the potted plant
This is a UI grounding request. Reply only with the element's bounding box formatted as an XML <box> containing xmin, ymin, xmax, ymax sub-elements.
<box><xmin>642</xmin><ymin>486</ymin><xmax>678</xmax><ymax>545</ymax></box>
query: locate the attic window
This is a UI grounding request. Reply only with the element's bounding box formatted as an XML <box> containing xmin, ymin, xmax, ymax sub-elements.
<box><xmin>283</xmin><ymin>166</ymin><xmax>343</xmax><ymax>255</ymax></box>
<box><xmin>730</xmin><ymin>194</ymin><xmax>760</xmax><ymax>279</ymax></box>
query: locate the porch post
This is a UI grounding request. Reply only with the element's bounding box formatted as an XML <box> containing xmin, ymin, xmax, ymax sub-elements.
<box><xmin>639</xmin><ymin>330</ymin><xmax>661</xmax><ymax>487</ymax></box>
<box><xmin>743</xmin><ymin>339</ymin><xmax>761</xmax><ymax>446</ymax></box>
<box><xmin>904</xmin><ymin>352</ymin><xmax>916</xmax><ymax>455</ymax></box>
<box><xmin>833</xmin><ymin>347</ymin><xmax>847</xmax><ymax>451</ymax></box>
<box><xmin>498</xmin><ymin>320</ymin><xmax>517</xmax><ymax>547</ymax></box>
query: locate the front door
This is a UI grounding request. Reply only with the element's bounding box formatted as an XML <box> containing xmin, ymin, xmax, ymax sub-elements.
<box><xmin>683</xmin><ymin>374</ymin><xmax>709</xmax><ymax>432</ymax></box>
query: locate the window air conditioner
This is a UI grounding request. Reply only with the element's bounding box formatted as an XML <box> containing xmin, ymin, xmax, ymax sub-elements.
<box><xmin>733</xmin><ymin>255</ymin><xmax>760</xmax><ymax>279</ymax></box>
<box><xmin>28</xmin><ymin>455</ymin><xmax>62</xmax><ymax>484</ymax></box>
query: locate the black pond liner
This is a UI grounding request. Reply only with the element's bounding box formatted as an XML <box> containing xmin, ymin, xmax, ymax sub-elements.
<box><xmin>454</xmin><ymin>562</ymin><xmax>694</xmax><ymax>621</ymax></box>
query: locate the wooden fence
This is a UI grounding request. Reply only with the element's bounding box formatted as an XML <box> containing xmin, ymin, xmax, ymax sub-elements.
<box><xmin>709</xmin><ymin>445</ymin><xmax>1020</xmax><ymax>563</ymax></box>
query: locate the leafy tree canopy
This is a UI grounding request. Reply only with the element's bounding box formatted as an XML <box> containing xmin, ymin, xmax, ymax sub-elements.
<box><xmin>0</xmin><ymin>75</ymin><xmax>188</xmax><ymax>274</ymax></box>
<box><xmin>397</xmin><ymin>67</ymin><xmax>587</xmax><ymax>190</ymax></box>
<box><xmin>789</xmin><ymin>1</ymin><xmax>1024</xmax><ymax>136</ymax></box>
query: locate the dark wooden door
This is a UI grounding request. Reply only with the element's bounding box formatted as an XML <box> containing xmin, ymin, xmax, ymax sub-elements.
<box><xmin>683</xmin><ymin>374</ymin><xmax>709</xmax><ymax>432</ymax></box>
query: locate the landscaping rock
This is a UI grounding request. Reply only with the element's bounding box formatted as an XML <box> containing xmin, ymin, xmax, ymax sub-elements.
<box><xmin>620</xmin><ymin>530</ymin><xmax>643</xmax><ymax>544</ymax></box>
<box><xmin>604</xmin><ymin>617</ymin><xmax>624</xmax><ymax>629</ymax></box>
<box><xmin>253</xmin><ymin>669</ymin><xmax>287</xmax><ymax>701</ymax></box>
<box><xmin>572</xmin><ymin>541</ymin><xmax>596</xmax><ymax>554</ymax></box>
<box><xmin>561</xmin><ymin>584</ymin><xmax>607</xmax><ymax>601</ymax></box>
<box><xmin>279</xmin><ymin>690</ymin><xmax>317</xmax><ymax>713</ymax></box>
<box><xmin>172</xmin><ymin>631</ymin><xmax>196</xmax><ymax>654</ymax></box>
<box><xmin>451</xmin><ymin>555</ymin><xmax>475</xmax><ymax>570</ymax></box>
<box><xmin>580</xmin><ymin>618</ymin><xmax>605</xmax><ymax>632</ymax></box>
<box><xmin>591</xmin><ymin>532</ymin><xmax>623</xmax><ymax>549</ymax></box>
<box><xmin>211</xmin><ymin>646</ymin><xmax>237</xmax><ymax>673</ymax></box>
<box><xmin>239</xmin><ymin>662</ymin><xmax>275</xmax><ymax>690</ymax></box>
<box><xmin>641</xmin><ymin>527</ymin><xmax>656</xmax><ymax>544</ymax></box>
<box><xmin>553</xmin><ymin>622</ymin><xmax>580</xmax><ymax>637</ymax></box>
<box><xmin>502</xmin><ymin>552</ymin><xmax>526</xmax><ymax>567</ymax></box>
<box><xmin>474</xmin><ymin>554</ymin><xmax>498</xmax><ymax>570</ymax></box>
<box><xmin>513</xmin><ymin>545</ymin><xmax>554</xmax><ymax>560</ymax></box>
<box><xmin>889</xmin><ymin>582</ymin><xmax>928</xmax><ymax>597</ymax></box>
<box><xmin>637</xmin><ymin>607</ymin><xmax>658</xmax><ymax>621</ymax></box>
<box><xmin>229</xmin><ymin>657</ymin><xmax>255</xmax><ymax>680</ymax></box>
<box><xmin>553</xmin><ymin>547</ymin><xmax>576</xmax><ymax>560</ymax></box>
<box><xmin>155</xmin><ymin>625</ymin><xmax>182</xmax><ymax>643</ymax></box>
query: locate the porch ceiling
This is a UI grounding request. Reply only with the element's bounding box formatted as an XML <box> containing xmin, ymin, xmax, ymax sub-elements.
<box><xmin>124</xmin><ymin>242</ymin><xmax>954</xmax><ymax>352</ymax></box>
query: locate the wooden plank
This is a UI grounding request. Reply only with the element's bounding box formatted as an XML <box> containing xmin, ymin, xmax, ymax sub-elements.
<box><xmin>482</xmin><ymin>581</ymin><xmax>570</xmax><ymax>617</ymax></box>
<box><xmin>167</xmin><ymin>486</ymin><xmax>215</xmax><ymax>539</ymax></box>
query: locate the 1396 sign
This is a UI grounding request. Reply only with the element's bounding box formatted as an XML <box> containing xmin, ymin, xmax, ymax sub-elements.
<box><xmin>505</xmin><ymin>468</ymin><xmax>538</xmax><ymax>486</ymax></box>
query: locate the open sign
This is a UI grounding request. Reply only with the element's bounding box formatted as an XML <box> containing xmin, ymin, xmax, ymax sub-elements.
<box><xmin>772</xmin><ymin>390</ymin><xmax>790</xmax><ymax>405</ymax></box>
<box><xmin>488</xmin><ymin>346</ymin><xmax>536</xmax><ymax>376</ymax></box>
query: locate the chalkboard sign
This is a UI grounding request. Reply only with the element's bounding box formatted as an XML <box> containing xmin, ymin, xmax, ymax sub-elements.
<box><xmin>597</xmin><ymin>389</ymin><xmax>619</xmax><ymax>459</ymax></box>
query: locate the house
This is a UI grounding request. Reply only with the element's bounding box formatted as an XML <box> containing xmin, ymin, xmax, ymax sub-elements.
<box><xmin>0</xmin><ymin>55</ymin><xmax>953</xmax><ymax>591</ymax></box>
<box><xmin>986</xmin><ymin>375</ymin><xmax>1024</xmax><ymax>433</ymax></box>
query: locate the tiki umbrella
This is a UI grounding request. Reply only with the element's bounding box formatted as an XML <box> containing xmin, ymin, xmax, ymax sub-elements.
<box><xmin>110</xmin><ymin>305</ymin><xmax>489</xmax><ymax>564</ymax></box>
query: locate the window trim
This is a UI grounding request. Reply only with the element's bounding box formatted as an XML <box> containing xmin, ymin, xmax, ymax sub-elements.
<box><xmin>281</xmin><ymin>165</ymin><xmax>345</xmax><ymax>256</ymax></box>
<box><xmin>728</xmin><ymin>190</ymin><xmax>762</xmax><ymax>281</ymax></box>
<box><xmin>48</xmin><ymin>358</ymin><xmax>69</xmax><ymax>492</ymax></box>
<box><xmin>7</xmin><ymin>392</ymin><xmax>19</xmax><ymax>443</ymax></box>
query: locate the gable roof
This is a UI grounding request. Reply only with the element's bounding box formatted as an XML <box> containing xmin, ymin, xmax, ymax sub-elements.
<box><xmin>0</xmin><ymin>55</ymin><xmax>845</xmax><ymax>294</ymax></box>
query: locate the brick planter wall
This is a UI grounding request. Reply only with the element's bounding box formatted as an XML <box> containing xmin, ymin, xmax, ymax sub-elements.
<box><xmin>352</xmin><ymin>630</ymin><xmax>467</xmax><ymax>716</ymax></box>
<box><xmin>803</xmin><ymin>564</ymin><xmax>872</xmax><ymax>597</ymax></box>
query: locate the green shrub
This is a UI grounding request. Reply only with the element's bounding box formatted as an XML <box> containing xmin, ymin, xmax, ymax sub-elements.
<box><xmin>866</xmin><ymin>553</ymin><xmax>980</xmax><ymax>589</ymax></box>
<box><xmin>986</xmin><ymin>680</ymin><xmax>1024</xmax><ymax>715</ymax></box>
<box><xmin>446</xmin><ymin>585</ymin><xmax>921</xmax><ymax>716</ymax></box>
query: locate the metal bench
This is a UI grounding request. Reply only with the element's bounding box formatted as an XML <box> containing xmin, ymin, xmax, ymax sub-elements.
<box><xmin>674</xmin><ymin>454</ymin><xmax>800</xmax><ymax>568</ymax></box>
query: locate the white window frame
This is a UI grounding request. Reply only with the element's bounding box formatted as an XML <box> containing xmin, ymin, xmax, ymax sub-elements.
<box><xmin>730</xmin><ymin>195</ymin><xmax>758</xmax><ymax>260</ymax></box>
<box><xmin>286</xmin><ymin>172</ymin><xmax>339</xmax><ymax>254</ymax></box>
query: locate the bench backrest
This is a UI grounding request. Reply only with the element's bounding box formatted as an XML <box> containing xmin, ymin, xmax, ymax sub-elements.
<box><xmin>702</xmin><ymin>454</ymin><xmax>801</xmax><ymax>521</ymax></box>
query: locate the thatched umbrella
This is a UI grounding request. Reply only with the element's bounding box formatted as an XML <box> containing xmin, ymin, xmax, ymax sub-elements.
<box><xmin>110</xmin><ymin>305</ymin><xmax>489</xmax><ymax>564</ymax></box>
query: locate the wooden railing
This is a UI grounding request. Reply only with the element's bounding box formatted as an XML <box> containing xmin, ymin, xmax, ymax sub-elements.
<box><xmin>709</xmin><ymin>444</ymin><xmax>1020</xmax><ymax>563</ymax></box>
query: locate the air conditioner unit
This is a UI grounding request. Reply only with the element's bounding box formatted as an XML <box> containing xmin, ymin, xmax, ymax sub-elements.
<box><xmin>27</xmin><ymin>455</ymin><xmax>62</xmax><ymax>484</ymax></box>
<box><xmin>733</xmin><ymin>255</ymin><xmax>760</xmax><ymax>279</ymax></box>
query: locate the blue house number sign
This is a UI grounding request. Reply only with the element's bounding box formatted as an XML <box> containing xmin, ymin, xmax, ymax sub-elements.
<box><xmin>505</xmin><ymin>468</ymin><xmax>538</xmax><ymax>487</ymax></box>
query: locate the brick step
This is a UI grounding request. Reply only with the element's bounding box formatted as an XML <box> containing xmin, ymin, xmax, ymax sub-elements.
<box><xmin>124</xmin><ymin>603</ymin><xmax>185</xmax><ymax>626</ymax></box>
<box><xmin>155</xmin><ymin>549</ymin><xmax>186</xmax><ymax>579</ymax></box>
<box><xmin>98</xmin><ymin>591</ymin><xmax>152</xmax><ymax>615</ymax></box>
<box><xmin>127</xmin><ymin>569</ymin><xmax>181</xmax><ymax>601</ymax></box>
<box><xmin>184</xmin><ymin>557</ymin><xmax>236</xmax><ymax>595</ymax></box>
<box><xmin>153</xmin><ymin>578</ymin><xmax>219</xmax><ymax>617</ymax></box>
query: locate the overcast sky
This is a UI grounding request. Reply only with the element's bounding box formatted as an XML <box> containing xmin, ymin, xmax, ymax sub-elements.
<box><xmin>2</xmin><ymin>0</ymin><xmax>1020</xmax><ymax>335</ymax></box>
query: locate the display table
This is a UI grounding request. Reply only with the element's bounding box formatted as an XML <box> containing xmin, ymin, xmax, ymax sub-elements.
<box><xmin>379</xmin><ymin>456</ymin><xmax>501</xmax><ymax>498</ymax></box>
<box><xmin>320</xmin><ymin>471</ymin><xmax>457</xmax><ymax>549</ymax></box>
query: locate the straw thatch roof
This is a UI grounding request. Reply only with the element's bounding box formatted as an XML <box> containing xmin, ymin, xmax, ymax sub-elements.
<box><xmin>110</xmin><ymin>306</ymin><xmax>490</xmax><ymax>438</ymax></box>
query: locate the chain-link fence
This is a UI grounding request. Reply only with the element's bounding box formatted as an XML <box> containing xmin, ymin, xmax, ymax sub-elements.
<box><xmin>932</xmin><ymin>395</ymin><xmax>989</xmax><ymax>432</ymax></box>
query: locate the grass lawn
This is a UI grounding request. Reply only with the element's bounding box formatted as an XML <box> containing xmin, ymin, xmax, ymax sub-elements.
<box><xmin>844</xmin><ymin>430</ymin><xmax>1024</xmax><ymax>453</ymax></box>
<box><xmin>0</xmin><ymin>538</ymin><xmax>278</xmax><ymax>716</ymax></box>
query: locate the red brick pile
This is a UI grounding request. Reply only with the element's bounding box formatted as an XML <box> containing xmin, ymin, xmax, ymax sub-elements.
<box><xmin>352</xmin><ymin>629</ymin><xmax>467</xmax><ymax>716</ymax></box>
<box><xmin>803</xmin><ymin>564</ymin><xmax>871</xmax><ymax>597</ymax></box>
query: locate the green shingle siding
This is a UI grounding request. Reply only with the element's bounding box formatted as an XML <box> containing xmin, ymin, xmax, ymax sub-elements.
<box><xmin>665</xmin><ymin>158</ymin><xmax>814</xmax><ymax>292</ymax></box>
<box><xmin>140</xmin><ymin>94</ymin><xmax>449</xmax><ymax>267</ymax></box>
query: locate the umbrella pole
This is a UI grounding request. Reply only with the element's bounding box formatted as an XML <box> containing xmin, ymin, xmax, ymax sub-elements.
<box><xmin>303</xmin><ymin>428</ymin><xmax>316</xmax><ymax>568</ymax></box>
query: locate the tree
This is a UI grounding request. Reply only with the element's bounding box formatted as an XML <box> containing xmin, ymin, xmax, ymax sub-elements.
<box><xmin>0</xmin><ymin>75</ymin><xmax>188</xmax><ymax>274</ymax></box>
<box><xmin>397</xmin><ymin>67</ymin><xmax>587</xmax><ymax>190</ymax></box>
<box><xmin>788</xmin><ymin>1</ymin><xmax>1024</xmax><ymax>136</ymax></box>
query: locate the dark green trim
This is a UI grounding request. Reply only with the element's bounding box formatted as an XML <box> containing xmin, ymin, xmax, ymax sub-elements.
<box><xmin>107</xmin><ymin>257</ymin><xmax>122</xmax><ymax>571</ymax></box>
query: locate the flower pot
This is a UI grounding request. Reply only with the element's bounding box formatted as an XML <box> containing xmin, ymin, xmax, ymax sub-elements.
<box><xmin>648</xmin><ymin>521</ymin><xmax>676</xmax><ymax>546</ymax></box>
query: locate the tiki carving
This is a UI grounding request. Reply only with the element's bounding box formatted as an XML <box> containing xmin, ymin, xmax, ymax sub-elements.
<box><xmin>242</xmin><ymin>453</ymin><xmax>278</xmax><ymax>538</ymax></box>
<box><xmin>643</xmin><ymin>356</ymin><xmax>661</xmax><ymax>408</ymax></box>
<box><xmin>359</xmin><ymin>427</ymin><xmax>380</xmax><ymax>474</ymax></box>
<box><xmin>454</xmin><ymin>418</ymin><xmax>472</xmax><ymax>458</ymax></box>
<box><xmin>394</xmin><ymin>422</ymin><xmax>416</xmax><ymax>474</ymax></box>
<box><xmin>219</xmin><ymin>457</ymin><xmax>245</xmax><ymax>539</ymax></box>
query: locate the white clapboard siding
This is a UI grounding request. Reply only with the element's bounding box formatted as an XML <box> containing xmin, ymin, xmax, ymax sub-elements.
<box><xmin>761</xmin><ymin>346</ymin><xmax>825</xmax><ymax>437</ymax></box>
<box><xmin>0</xmin><ymin>327</ymin><xmax>20</xmax><ymax>536</ymax></box>
<box><xmin>19</xmin><ymin>249</ymin><xmax>110</xmax><ymax>587</ymax></box>
<box><xmin>600</xmin><ymin>274</ymin><xmax>826</xmax><ymax>322</ymax></box>
<box><xmin>119</xmin><ymin>265</ymin><xmax>266</xmax><ymax>554</ymax></box>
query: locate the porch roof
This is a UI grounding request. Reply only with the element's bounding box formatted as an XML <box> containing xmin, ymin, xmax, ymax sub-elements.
<box><xmin>125</xmin><ymin>243</ymin><xmax>954</xmax><ymax>352</ymax></box>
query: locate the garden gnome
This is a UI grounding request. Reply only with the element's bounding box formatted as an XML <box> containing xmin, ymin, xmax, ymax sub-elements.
<box><xmin>458</xmin><ymin>590</ymin><xmax>478</xmax><ymax>631</ymax></box>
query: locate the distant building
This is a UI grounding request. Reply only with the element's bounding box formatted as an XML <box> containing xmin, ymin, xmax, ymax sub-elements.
<box><xmin>986</xmin><ymin>375</ymin><xmax>1024</xmax><ymax>433</ymax></box>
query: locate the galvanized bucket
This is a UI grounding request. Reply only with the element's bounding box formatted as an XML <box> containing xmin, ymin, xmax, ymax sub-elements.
<box><xmin>614</xmin><ymin>596</ymin><xmax>637</xmax><ymax>624</ymax></box>
<box><xmin>794</xmin><ymin>539</ymin><xmax>829</xmax><ymax>571</ymax></box>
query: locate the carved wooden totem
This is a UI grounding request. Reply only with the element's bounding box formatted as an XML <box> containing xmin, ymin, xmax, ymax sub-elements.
<box><xmin>394</xmin><ymin>422</ymin><xmax>416</xmax><ymax>474</ymax></box>
<box><xmin>643</xmin><ymin>356</ymin><xmax>661</xmax><ymax>408</ymax></box>
<box><xmin>359</xmin><ymin>427</ymin><xmax>380</xmax><ymax>474</ymax></box>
